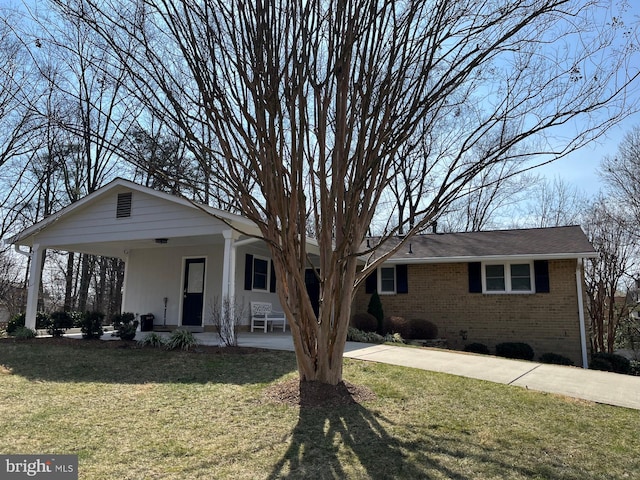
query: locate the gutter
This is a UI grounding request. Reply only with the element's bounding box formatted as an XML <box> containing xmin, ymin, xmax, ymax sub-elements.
<box><xmin>378</xmin><ymin>252</ymin><xmax>599</xmax><ymax>265</ymax></box>
<box><xmin>576</xmin><ymin>258</ymin><xmax>589</xmax><ymax>369</ymax></box>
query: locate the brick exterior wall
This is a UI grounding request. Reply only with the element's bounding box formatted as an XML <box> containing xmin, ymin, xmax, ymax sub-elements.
<box><xmin>353</xmin><ymin>260</ymin><xmax>585</xmax><ymax>365</ymax></box>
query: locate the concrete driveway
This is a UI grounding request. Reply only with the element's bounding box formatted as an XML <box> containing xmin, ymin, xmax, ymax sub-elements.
<box><xmin>136</xmin><ymin>331</ymin><xmax>640</xmax><ymax>410</ymax></box>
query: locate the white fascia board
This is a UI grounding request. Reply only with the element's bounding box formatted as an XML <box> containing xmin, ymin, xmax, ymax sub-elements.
<box><xmin>381</xmin><ymin>252</ymin><xmax>599</xmax><ymax>264</ymax></box>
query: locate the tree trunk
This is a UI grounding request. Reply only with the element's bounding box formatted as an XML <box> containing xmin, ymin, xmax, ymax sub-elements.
<box><xmin>63</xmin><ymin>252</ymin><xmax>75</xmax><ymax>311</ymax></box>
<box><xmin>77</xmin><ymin>254</ymin><xmax>94</xmax><ymax>312</ymax></box>
<box><xmin>272</xmin><ymin>252</ymin><xmax>357</xmax><ymax>386</ymax></box>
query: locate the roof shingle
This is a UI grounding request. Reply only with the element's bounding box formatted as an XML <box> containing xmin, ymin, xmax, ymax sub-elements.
<box><xmin>364</xmin><ymin>225</ymin><xmax>596</xmax><ymax>262</ymax></box>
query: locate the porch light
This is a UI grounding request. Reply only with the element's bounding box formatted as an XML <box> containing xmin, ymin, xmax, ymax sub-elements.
<box><xmin>155</xmin><ymin>238</ymin><xmax>168</xmax><ymax>244</ymax></box>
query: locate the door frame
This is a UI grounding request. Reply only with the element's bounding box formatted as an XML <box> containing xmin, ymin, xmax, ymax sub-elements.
<box><xmin>179</xmin><ymin>256</ymin><xmax>207</xmax><ymax>327</ymax></box>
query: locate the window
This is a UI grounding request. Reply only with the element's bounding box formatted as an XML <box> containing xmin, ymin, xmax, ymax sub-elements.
<box><xmin>510</xmin><ymin>264</ymin><xmax>532</xmax><ymax>291</ymax></box>
<box><xmin>380</xmin><ymin>267</ymin><xmax>396</xmax><ymax>293</ymax></box>
<box><xmin>244</xmin><ymin>254</ymin><xmax>275</xmax><ymax>292</ymax></box>
<box><xmin>485</xmin><ymin>264</ymin><xmax>505</xmax><ymax>291</ymax></box>
<box><xmin>483</xmin><ymin>262</ymin><xmax>533</xmax><ymax>293</ymax></box>
<box><xmin>252</xmin><ymin>257</ymin><xmax>269</xmax><ymax>291</ymax></box>
<box><xmin>365</xmin><ymin>264</ymin><xmax>409</xmax><ymax>295</ymax></box>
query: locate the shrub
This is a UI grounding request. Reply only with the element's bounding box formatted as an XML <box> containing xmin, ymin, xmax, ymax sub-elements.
<box><xmin>6</xmin><ymin>313</ymin><xmax>25</xmax><ymax>335</ymax></box>
<box><xmin>408</xmin><ymin>319</ymin><xmax>438</xmax><ymax>340</ymax></box>
<box><xmin>539</xmin><ymin>353</ymin><xmax>574</xmax><ymax>366</ymax></box>
<box><xmin>165</xmin><ymin>329</ymin><xmax>199</xmax><ymax>351</ymax></box>
<box><xmin>351</xmin><ymin>312</ymin><xmax>378</xmax><ymax>332</ymax></box>
<box><xmin>347</xmin><ymin>327</ymin><xmax>385</xmax><ymax>344</ymax></box>
<box><xmin>367</xmin><ymin>292</ymin><xmax>385</xmax><ymax>333</ymax></box>
<box><xmin>464</xmin><ymin>343</ymin><xmax>490</xmax><ymax>355</ymax></box>
<box><xmin>384</xmin><ymin>332</ymin><xmax>405</xmax><ymax>344</ymax></box>
<box><xmin>384</xmin><ymin>316</ymin><xmax>411</xmax><ymax>338</ymax></box>
<box><xmin>111</xmin><ymin>312</ymin><xmax>135</xmax><ymax>329</ymax></box>
<box><xmin>209</xmin><ymin>296</ymin><xmax>245</xmax><ymax>347</ymax></box>
<box><xmin>81</xmin><ymin>311</ymin><xmax>105</xmax><ymax>339</ymax></box>
<box><xmin>590</xmin><ymin>352</ymin><xmax>631</xmax><ymax>374</ymax></box>
<box><xmin>138</xmin><ymin>332</ymin><xmax>166</xmax><ymax>348</ymax></box>
<box><xmin>47</xmin><ymin>311</ymin><xmax>74</xmax><ymax>337</ymax></box>
<box><xmin>35</xmin><ymin>312</ymin><xmax>50</xmax><ymax>330</ymax></box>
<box><xmin>630</xmin><ymin>360</ymin><xmax>640</xmax><ymax>377</ymax></box>
<box><xmin>495</xmin><ymin>342</ymin><xmax>535</xmax><ymax>361</ymax></box>
<box><xmin>111</xmin><ymin>312</ymin><xmax>138</xmax><ymax>341</ymax></box>
<box><xmin>12</xmin><ymin>326</ymin><xmax>36</xmax><ymax>339</ymax></box>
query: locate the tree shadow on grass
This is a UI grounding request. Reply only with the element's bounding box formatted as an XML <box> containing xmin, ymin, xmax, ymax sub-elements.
<box><xmin>267</xmin><ymin>382</ymin><xmax>428</xmax><ymax>480</ymax></box>
<box><xmin>267</xmin><ymin>382</ymin><xmax>549</xmax><ymax>480</ymax></box>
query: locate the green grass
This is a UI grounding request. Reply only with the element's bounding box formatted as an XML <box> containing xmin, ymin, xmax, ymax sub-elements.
<box><xmin>0</xmin><ymin>339</ymin><xmax>638</xmax><ymax>479</ymax></box>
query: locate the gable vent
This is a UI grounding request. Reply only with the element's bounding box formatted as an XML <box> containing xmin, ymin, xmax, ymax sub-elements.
<box><xmin>116</xmin><ymin>192</ymin><xmax>132</xmax><ymax>218</ymax></box>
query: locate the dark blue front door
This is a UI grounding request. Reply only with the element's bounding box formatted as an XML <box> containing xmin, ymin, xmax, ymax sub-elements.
<box><xmin>182</xmin><ymin>258</ymin><xmax>205</xmax><ymax>326</ymax></box>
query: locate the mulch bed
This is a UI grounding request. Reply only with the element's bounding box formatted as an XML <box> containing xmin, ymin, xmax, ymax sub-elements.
<box><xmin>264</xmin><ymin>378</ymin><xmax>377</xmax><ymax>408</ymax></box>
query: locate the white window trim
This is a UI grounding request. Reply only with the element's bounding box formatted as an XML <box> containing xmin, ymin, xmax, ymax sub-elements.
<box><xmin>378</xmin><ymin>266</ymin><xmax>397</xmax><ymax>295</ymax></box>
<box><xmin>251</xmin><ymin>255</ymin><xmax>270</xmax><ymax>292</ymax></box>
<box><xmin>482</xmin><ymin>261</ymin><xmax>535</xmax><ymax>294</ymax></box>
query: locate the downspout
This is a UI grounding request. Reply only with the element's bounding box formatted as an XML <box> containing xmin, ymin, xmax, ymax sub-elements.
<box><xmin>14</xmin><ymin>244</ymin><xmax>31</xmax><ymax>258</ymax></box>
<box><xmin>576</xmin><ymin>258</ymin><xmax>589</xmax><ymax>369</ymax></box>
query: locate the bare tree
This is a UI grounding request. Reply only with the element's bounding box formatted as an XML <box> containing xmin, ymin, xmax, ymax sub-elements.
<box><xmin>583</xmin><ymin>198</ymin><xmax>637</xmax><ymax>354</ymax></box>
<box><xmin>52</xmin><ymin>0</ymin><xmax>639</xmax><ymax>385</ymax></box>
<box><xmin>0</xmin><ymin>12</ymin><xmax>42</xmax><ymax>170</ymax></box>
<box><xmin>522</xmin><ymin>176</ymin><xmax>587</xmax><ymax>228</ymax></box>
<box><xmin>600</xmin><ymin>125</ymin><xmax>640</xmax><ymax>232</ymax></box>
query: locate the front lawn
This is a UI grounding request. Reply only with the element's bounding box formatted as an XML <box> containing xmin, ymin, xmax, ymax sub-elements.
<box><xmin>0</xmin><ymin>338</ymin><xmax>638</xmax><ymax>479</ymax></box>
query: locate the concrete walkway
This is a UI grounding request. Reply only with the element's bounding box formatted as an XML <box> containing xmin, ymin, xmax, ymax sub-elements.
<box><xmin>131</xmin><ymin>331</ymin><xmax>640</xmax><ymax>410</ymax></box>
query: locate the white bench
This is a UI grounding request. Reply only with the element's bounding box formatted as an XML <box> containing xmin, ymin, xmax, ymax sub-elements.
<box><xmin>250</xmin><ymin>302</ymin><xmax>287</xmax><ymax>333</ymax></box>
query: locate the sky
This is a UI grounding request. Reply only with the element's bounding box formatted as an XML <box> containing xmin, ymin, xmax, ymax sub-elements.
<box><xmin>535</xmin><ymin>1</ymin><xmax>640</xmax><ymax>198</ymax></box>
<box><xmin>536</xmin><ymin>113</ymin><xmax>639</xmax><ymax>197</ymax></box>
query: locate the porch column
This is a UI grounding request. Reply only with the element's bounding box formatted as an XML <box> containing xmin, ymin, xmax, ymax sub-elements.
<box><xmin>120</xmin><ymin>250</ymin><xmax>130</xmax><ymax>314</ymax></box>
<box><xmin>221</xmin><ymin>230</ymin><xmax>238</xmax><ymax>302</ymax></box>
<box><xmin>24</xmin><ymin>243</ymin><xmax>43</xmax><ymax>330</ymax></box>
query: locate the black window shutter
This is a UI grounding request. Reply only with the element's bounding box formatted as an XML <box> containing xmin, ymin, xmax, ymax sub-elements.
<box><xmin>534</xmin><ymin>260</ymin><xmax>550</xmax><ymax>293</ymax></box>
<box><xmin>396</xmin><ymin>264</ymin><xmax>408</xmax><ymax>294</ymax></box>
<box><xmin>365</xmin><ymin>270</ymin><xmax>377</xmax><ymax>294</ymax></box>
<box><xmin>244</xmin><ymin>254</ymin><xmax>253</xmax><ymax>291</ymax></box>
<box><xmin>468</xmin><ymin>262</ymin><xmax>482</xmax><ymax>293</ymax></box>
<box><xmin>270</xmin><ymin>260</ymin><xmax>277</xmax><ymax>293</ymax></box>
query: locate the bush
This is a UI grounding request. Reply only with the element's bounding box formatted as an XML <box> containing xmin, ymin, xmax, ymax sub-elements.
<box><xmin>384</xmin><ymin>332</ymin><xmax>405</xmax><ymax>344</ymax></box>
<box><xmin>12</xmin><ymin>326</ymin><xmax>36</xmax><ymax>339</ymax></box>
<box><xmin>35</xmin><ymin>312</ymin><xmax>50</xmax><ymax>330</ymax></box>
<box><xmin>408</xmin><ymin>319</ymin><xmax>438</xmax><ymax>340</ymax></box>
<box><xmin>81</xmin><ymin>311</ymin><xmax>105</xmax><ymax>339</ymax></box>
<box><xmin>347</xmin><ymin>327</ymin><xmax>385</xmax><ymax>344</ymax></box>
<box><xmin>539</xmin><ymin>353</ymin><xmax>574</xmax><ymax>366</ymax></box>
<box><xmin>6</xmin><ymin>313</ymin><xmax>25</xmax><ymax>335</ymax></box>
<box><xmin>464</xmin><ymin>343</ymin><xmax>490</xmax><ymax>355</ymax></box>
<box><xmin>351</xmin><ymin>312</ymin><xmax>378</xmax><ymax>332</ymax></box>
<box><xmin>47</xmin><ymin>311</ymin><xmax>74</xmax><ymax>337</ymax></box>
<box><xmin>367</xmin><ymin>292</ymin><xmax>385</xmax><ymax>333</ymax></box>
<box><xmin>165</xmin><ymin>329</ymin><xmax>199</xmax><ymax>351</ymax></box>
<box><xmin>495</xmin><ymin>342</ymin><xmax>535</xmax><ymax>361</ymax></box>
<box><xmin>111</xmin><ymin>312</ymin><xmax>135</xmax><ymax>329</ymax></box>
<box><xmin>138</xmin><ymin>332</ymin><xmax>166</xmax><ymax>348</ymax></box>
<box><xmin>384</xmin><ymin>316</ymin><xmax>411</xmax><ymax>338</ymax></box>
<box><xmin>111</xmin><ymin>312</ymin><xmax>138</xmax><ymax>341</ymax></box>
<box><xmin>590</xmin><ymin>352</ymin><xmax>631</xmax><ymax>374</ymax></box>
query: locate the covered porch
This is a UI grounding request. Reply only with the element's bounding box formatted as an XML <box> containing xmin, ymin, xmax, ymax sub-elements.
<box><xmin>6</xmin><ymin>178</ymin><xmax>281</xmax><ymax>331</ymax></box>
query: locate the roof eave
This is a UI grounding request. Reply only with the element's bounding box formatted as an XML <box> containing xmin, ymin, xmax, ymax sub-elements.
<box><xmin>380</xmin><ymin>252</ymin><xmax>599</xmax><ymax>264</ymax></box>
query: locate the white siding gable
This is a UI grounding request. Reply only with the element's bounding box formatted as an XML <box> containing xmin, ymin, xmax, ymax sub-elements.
<box><xmin>33</xmin><ymin>186</ymin><xmax>227</xmax><ymax>247</ymax></box>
